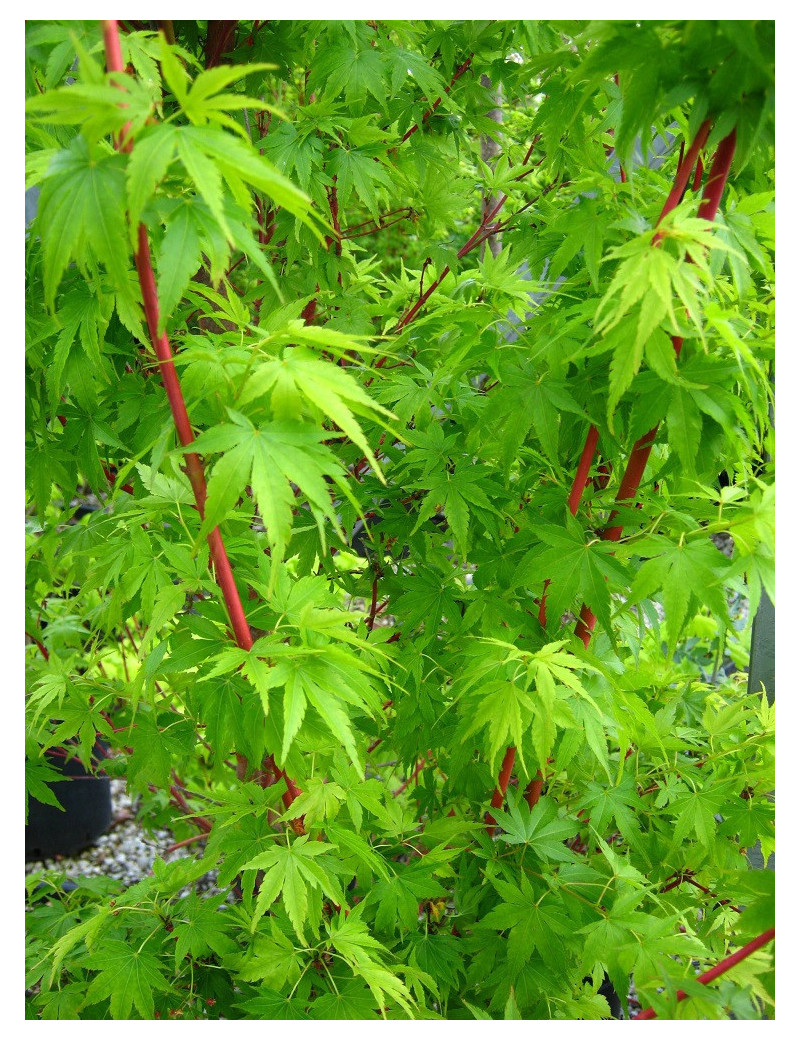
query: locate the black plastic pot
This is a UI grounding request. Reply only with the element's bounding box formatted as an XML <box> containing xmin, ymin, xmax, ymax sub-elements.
<box><xmin>25</xmin><ymin>744</ymin><xmax>113</xmax><ymax>861</ymax></box>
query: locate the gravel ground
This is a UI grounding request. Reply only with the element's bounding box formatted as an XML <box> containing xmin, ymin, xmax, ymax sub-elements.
<box><xmin>25</xmin><ymin>779</ymin><xmax>218</xmax><ymax>891</ymax></box>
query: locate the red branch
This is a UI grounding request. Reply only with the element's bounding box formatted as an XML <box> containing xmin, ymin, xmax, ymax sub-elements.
<box><xmin>102</xmin><ymin>19</ymin><xmax>304</xmax><ymax>830</ymax></box>
<box><xmin>517</xmin><ymin>120</ymin><xmax>719</xmax><ymax>805</ymax></box>
<box><xmin>484</xmin><ymin>746</ymin><xmax>516</xmax><ymax>831</ymax></box>
<box><xmin>632</xmin><ymin>927</ymin><xmax>775</xmax><ymax>1020</ymax></box>
<box><xmin>573</xmin><ymin>127</ymin><xmax>736</xmax><ymax>647</ymax></box>
<box><xmin>390</xmin><ymin>144</ymin><xmax>539</xmax><ymax>337</ymax></box>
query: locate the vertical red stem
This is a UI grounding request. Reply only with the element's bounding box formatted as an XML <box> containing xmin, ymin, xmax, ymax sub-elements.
<box><xmin>524</xmin><ymin>771</ymin><xmax>543</xmax><ymax>807</ymax></box>
<box><xmin>656</xmin><ymin>119</ymin><xmax>712</xmax><ymax>226</ymax></box>
<box><xmin>102</xmin><ymin>19</ymin><xmax>304</xmax><ymax>824</ymax></box>
<box><xmin>573</xmin><ymin>128</ymin><xmax>736</xmax><ymax>645</ymax></box>
<box><xmin>485</xmin><ymin>746</ymin><xmax>516</xmax><ymax>830</ymax></box>
<box><xmin>133</xmin><ymin>228</ymin><xmax>255</xmax><ymax>653</ymax></box>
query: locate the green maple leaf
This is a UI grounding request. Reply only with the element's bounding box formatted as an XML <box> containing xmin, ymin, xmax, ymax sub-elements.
<box><xmin>369</xmin><ymin>864</ymin><xmax>448</xmax><ymax>936</ymax></box>
<box><xmin>25</xmin><ymin>758</ymin><xmax>66</xmax><ymax>821</ymax></box>
<box><xmin>225</xmin><ymin>924</ymin><xmax>300</xmax><ymax>989</ymax></box>
<box><xmin>666</xmin><ymin>387</ymin><xmax>703</xmax><ymax>473</ymax></box>
<box><xmin>35</xmin><ymin>983</ymin><xmax>87</xmax><ymax>1020</ymax></box>
<box><xmin>189</xmin><ymin>412</ymin><xmax>347</xmax><ymax>565</ymax></box>
<box><xmin>462</xmin><ymin>679</ymin><xmax>532</xmax><ymax>773</ymax></box>
<box><xmin>325</xmin><ymin>905</ymin><xmax>415</xmax><ymax>1015</ymax></box>
<box><xmin>668</xmin><ymin>784</ymin><xmax>733</xmax><ymax>849</ymax></box>
<box><xmin>85</xmin><ymin>939</ymin><xmax>172</xmax><ymax>1019</ymax></box>
<box><xmin>126</xmin><ymin>124</ymin><xmax>180</xmax><ymax>240</ymax></box>
<box><xmin>278</xmin><ymin>777</ymin><xmax>345</xmax><ymax>825</ymax></box>
<box><xmin>238</xmin><ymin>346</ymin><xmax>394</xmax><ymax>475</ymax></box>
<box><xmin>243</xmin><ymin>836</ymin><xmax>346</xmax><ymax>935</ymax></box>
<box><xmin>179</xmin><ymin>126</ymin><xmax>324</xmax><ymax>237</ymax></box>
<box><xmin>489</xmin><ymin>796</ymin><xmax>581</xmax><ymax>861</ymax></box>
<box><xmin>311</xmin><ymin>981</ymin><xmax>379</xmax><ymax>1019</ymax></box>
<box><xmin>391</xmin><ymin>565</ymin><xmax>464</xmax><ymax>644</ymax></box>
<box><xmin>516</xmin><ymin>519</ymin><xmax>628</xmax><ymax>636</ymax></box>
<box><xmin>236</xmin><ymin>989</ymin><xmax>311</xmax><ymax>1020</ymax></box>
<box><xmin>578</xmin><ymin>777</ymin><xmax>649</xmax><ymax>859</ymax></box>
<box><xmin>482</xmin><ymin>875</ymin><xmax>573</xmax><ymax>976</ymax></box>
<box><xmin>309</xmin><ymin>42</ymin><xmax>386</xmax><ymax>106</ymax></box>
<box><xmin>411</xmin><ymin>462</ymin><xmax>501</xmax><ymax>559</ymax></box>
<box><xmin>629</xmin><ymin>535</ymin><xmax>729</xmax><ymax>653</ymax></box>
<box><xmin>330</xmin><ymin>147</ymin><xmax>392</xmax><ymax>219</ymax></box>
<box><xmin>263</xmin><ymin>123</ymin><xmax>324</xmax><ymax>191</ymax></box>
<box><xmin>127</xmin><ymin>709</ymin><xmax>196</xmax><ymax>793</ymax></box>
<box><xmin>170</xmin><ymin>892</ymin><xmax>237</xmax><ymax>967</ymax></box>
<box><xmin>36</xmin><ymin>136</ymin><xmax>130</xmax><ymax>310</ymax></box>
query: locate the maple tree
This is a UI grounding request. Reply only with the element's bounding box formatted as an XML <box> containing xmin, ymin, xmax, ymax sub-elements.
<box><xmin>25</xmin><ymin>19</ymin><xmax>774</xmax><ymax>1020</ymax></box>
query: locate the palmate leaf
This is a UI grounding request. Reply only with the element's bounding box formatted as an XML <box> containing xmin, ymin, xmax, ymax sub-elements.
<box><xmin>330</xmin><ymin>146</ymin><xmax>392</xmax><ymax>219</ymax></box>
<box><xmin>236</xmin><ymin>989</ymin><xmax>311</xmax><ymax>1020</ymax></box>
<box><xmin>45</xmin><ymin>280</ymin><xmax>113</xmax><ymax>408</ymax></box>
<box><xmin>515</xmin><ymin>520</ymin><xmax>629</xmax><ymax>637</ymax></box>
<box><xmin>178</xmin><ymin>126</ymin><xmax>326</xmax><ymax>238</ymax></box>
<box><xmin>188</xmin><ymin>411</ymin><xmax>346</xmax><ymax>564</ymax></box>
<box><xmin>481</xmin><ymin>875</ymin><xmax>574</xmax><ymax>977</ymax></box>
<box><xmin>36</xmin><ymin>137</ymin><xmax>130</xmax><ymax>309</ymax></box>
<box><xmin>629</xmin><ymin>535</ymin><xmax>730</xmax><ymax>653</ymax></box>
<box><xmin>489</xmin><ymin>795</ymin><xmax>581</xmax><ymax>862</ymax></box>
<box><xmin>269</xmin><ymin>650</ymin><xmax>377</xmax><ymax>768</ymax></box>
<box><xmin>325</xmin><ymin>904</ymin><xmax>415</xmax><ymax>1016</ymax></box>
<box><xmin>410</xmin><ymin>461</ymin><xmax>502</xmax><ymax>558</ymax></box>
<box><xmin>666</xmin><ymin>386</ymin><xmax>703</xmax><ymax>473</ymax></box>
<box><xmin>238</xmin><ymin>346</ymin><xmax>395</xmax><ymax>475</ymax></box>
<box><xmin>170</xmin><ymin>892</ymin><xmax>237</xmax><ymax>967</ymax></box>
<box><xmin>176</xmin><ymin>60</ymin><xmax>283</xmax><ymax>129</ymax></box>
<box><xmin>225</xmin><ymin>923</ymin><xmax>301</xmax><ymax>988</ymax></box>
<box><xmin>309</xmin><ymin>40</ymin><xmax>387</xmax><ymax>106</ymax></box>
<box><xmin>462</xmin><ymin>679</ymin><xmax>533</xmax><ymax>775</ymax></box>
<box><xmin>35</xmin><ymin>983</ymin><xmax>87</xmax><ymax>1020</ymax></box>
<box><xmin>311</xmin><ymin>981</ymin><xmax>380</xmax><ymax>1020</ymax></box>
<box><xmin>243</xmin><ymin>836</ymin><xmax>346</xmax><ymax>935</ymax></box>
<box><xmin>84</xmin><ymin>939</ymin><xmax>172</xmax><ymax>1019</ymax></box>
<box><xmin>25</xmin><ymin>76</ymin><xmax>154</xmax><ymax>144</ymax></box>
<box><xmin>25</xmin><ymin>758</ymin><xmax>66</xmax><ymax>820</ymax></box>
<box><xmin>126</xmin><ymin>124</ymin><xmax>180</xmax><ymax>236</ymax></box>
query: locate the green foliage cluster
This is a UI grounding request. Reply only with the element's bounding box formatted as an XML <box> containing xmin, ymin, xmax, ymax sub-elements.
<box><xmin>25</xmin><ymin>19</ymin><xmax>774</xmax><ymax>1020</ymax></box>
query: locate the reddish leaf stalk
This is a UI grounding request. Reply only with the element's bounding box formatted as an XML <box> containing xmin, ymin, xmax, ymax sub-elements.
<box><xmin>554</xmin><ymin>118</ymin><xmax>715</xmax><ymax>579</ymax></box>
<box><xmin>692</xmin><ymin>155</ymin><xmax>704</xmax><ymax>192</ymax></box>
<box><xmin>400</xmin><ymin>54</ymin><xmax>474</xmax><ymax>143</ymax></box>
<box><xmin>611</xmin><ymin>75</ymin><xmax>626</xmax><ymax>184</ymax></box>
<box><xmin>393</xmin><ymin>753</ymin><xmax>431</xmax><ymax>797</ymax></box>
<box><xmin>325</xmin><ymin>178</ymin><xmax>342</xmax><ymax>254</ymax></box>
<box><xmin>390</xmin><ymin>140</ymin><xmax>540</xmax><ymax>339</ymax></box>
<box><xmin>341</xmin><ymin>207</ymin><xmax>415</xmax><ymax>239</ymax></box>
<box><xmin>169</xmin><ymin>784</ymin><xmax>213</xmax><ymax>834</ymax></box>
<box><xmin>655</xmin><ymin>119</ymin><xmax>712</xmax><ymax>228</ymax></box>
<box><xmin>132</xmin><ymin>227</ymin><xmax>255</xmax><ymax>653</ymax></box>
<box><xmin>632</xmin><ymin>927</ymin><xmax>775</xmax><ymax>1020</ymax></box>
<box><xmin>25</xmin><ymin>632</ymin><xmax>50</xmax><ymax>661</ymax></box>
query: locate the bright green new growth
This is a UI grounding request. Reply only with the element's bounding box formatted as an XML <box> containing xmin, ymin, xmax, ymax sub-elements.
<box><xmin>25</xmin><ymin>19</ymin><xmax>774</xmax><ymax>1021</ymax></box>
